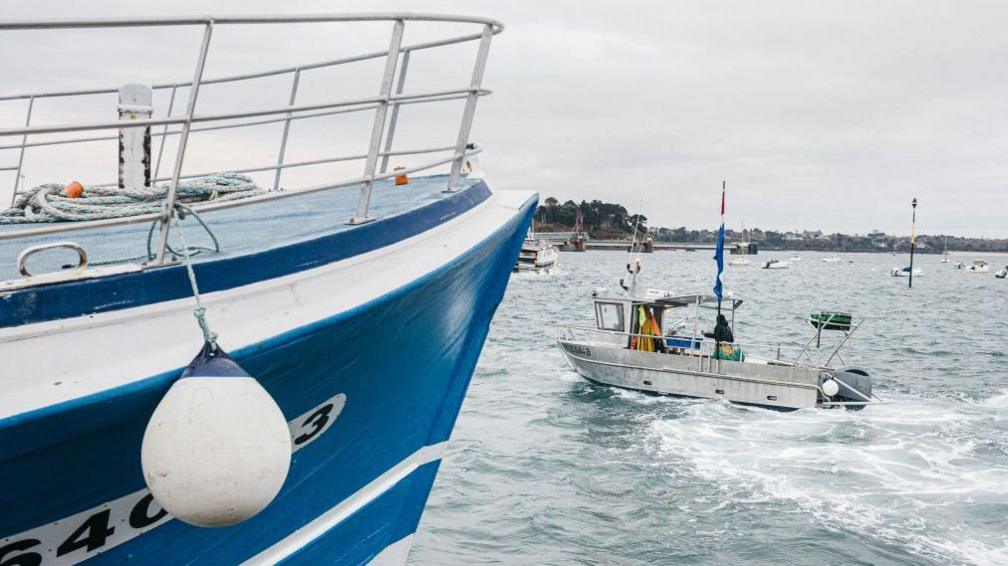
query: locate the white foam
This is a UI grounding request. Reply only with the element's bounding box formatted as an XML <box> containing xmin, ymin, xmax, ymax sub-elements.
<box><xmin>983</xmin><ymin>390</ymin><xmax>1008</xmax><ymax>409</ymax></box>
<box><xmin>646</xmin><ymin>395</ymin><xmax>1008</xmax><ymax>565</ymax></box>
<box><xmin>512</xmin><ymin>267</ymin><xmax>567</xmax><ymax>281</ymax></box>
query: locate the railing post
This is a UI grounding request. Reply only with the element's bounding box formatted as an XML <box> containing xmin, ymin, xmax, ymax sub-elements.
<box><xmin>272</xmin><ymin>68</ymin><xmax>301</xmax><ymax>191</ymax></box>
<box><xmin>350</xmin><ymin>19</ymin><xmax>404</xmax><ymax>225</ymax></box>
<box><xmin>446</xmin><ymin>24</ymin><xmax>493</xmax><ymax>191</ymax></box>
<box><xmin>118</xmin><ymin>83</ymin><xmax>153</xmax><ymax>191</ymax></box>
<box><xmin>10</xmin><ymin>96</ymin><xmax>34</xmax><ymax>206</ymax></box>
<box><xmin>379</xmin><ymin>50</ymin><xmax>410</xmax><ymax>174</ymax></box>
<box><xmin>153</xmin><ymin>85</ymin><xmax>178</xmax><ymax>181</ymax></box>
<box><xmin>155</xmin><ymin>21</ymin><xmax>214</xmax><ymax>264</ymax></box>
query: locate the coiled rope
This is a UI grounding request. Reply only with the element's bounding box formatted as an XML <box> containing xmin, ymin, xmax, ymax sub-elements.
<box><xmin>0</xmin><ymin>173</ymin><xmax>263</xmax><ymax>224</ymax></box>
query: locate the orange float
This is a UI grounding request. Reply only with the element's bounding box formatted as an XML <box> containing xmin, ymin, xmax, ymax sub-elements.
<box><xmin>63</xmin><ymin>181</ymin><xmax>84</xmax><ymax>199</ymax></box>
<box><xmin>394</xmin><ymin>166</ymin><xmax>408</xmax><ymax>186</ymax></box>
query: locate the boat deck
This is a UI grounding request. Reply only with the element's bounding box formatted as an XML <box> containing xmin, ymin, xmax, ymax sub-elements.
<box><xmin>0</xmin><ymin>174</ymin><xmax>475</xmax><ymax>281</ymax></box>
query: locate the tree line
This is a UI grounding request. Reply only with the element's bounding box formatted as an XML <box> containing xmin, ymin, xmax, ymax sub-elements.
<box><xmin>536</xmin><ymin>196</ymin><xmax>1008</xmax><ymax>253</ymax></box>
<box><xmin>537</xmin><ymin>197</ymin><xmax>647</xmax><ymax>239</ymax></box>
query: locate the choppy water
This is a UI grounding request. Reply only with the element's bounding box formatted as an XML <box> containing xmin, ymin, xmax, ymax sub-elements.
<box><xmin>409</xmin><ymin>251</ymin><xmax>1008</xmax><ymax>565</ymax></box>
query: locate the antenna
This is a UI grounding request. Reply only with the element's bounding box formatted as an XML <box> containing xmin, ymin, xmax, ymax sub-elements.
<box><xmin>628</xmin><ymin>199</ymin><xmax>645</xmax><ymax>258</ymax></box>
<box><xmin>625</xmin><ymin>199</ymin><xmax>645</xmax><ymax>296</ymax></box>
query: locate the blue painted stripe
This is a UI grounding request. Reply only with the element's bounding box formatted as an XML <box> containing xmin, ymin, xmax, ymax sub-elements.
<box><xmin>0</xmin><ymin>181</ymin><xmax>491</xmax><ymax>329</ymax></box>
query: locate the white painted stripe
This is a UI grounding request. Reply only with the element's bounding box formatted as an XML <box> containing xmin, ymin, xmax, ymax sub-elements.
<box><xmin>242</xmin><ymin>442</ymin><xmax>446</xmax><ymax>565</ymax></box>
<box><xmin>367</xmin><ymin>534</ymin><xmax>415</xmax><ymax>566</ymax></box>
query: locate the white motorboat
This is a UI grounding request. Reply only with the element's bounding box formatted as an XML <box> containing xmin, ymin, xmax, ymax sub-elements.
<box><xmin>729</xmin><ymin>257</ymin><xmax>752</xmax><ymax>266</ymax></box>
<box><xmin>762</xmin><ymin>258</ymin><xmax>789</xmax><ymax>269</ymax></box>
<box><xmin>821</xmin><ymin>255</ymin><xmax>841</xmax><ymax>263</ymax></box>
<box><xmin>996</xmin><ymin>266</ymin><xmax>1007</xmax><ymax>279</ymax></box>
<box><xmin>965</xmin><ymin>259</ymin><xmax>990</xmax><ymax>273</ymax></box>
<box><xmin>890</xmin><ymin>265</ymin><xmax>922</xmax><ymax>277</ymax></box>
<box><xmin>556</xmin><ymin>267</ymin><xmax>878</xmax><ymax>410</ymax></box>
<box><xmin>514</xmin><ymin>237</ymin><xmax>559</xmax><ymax>272</ymax></box>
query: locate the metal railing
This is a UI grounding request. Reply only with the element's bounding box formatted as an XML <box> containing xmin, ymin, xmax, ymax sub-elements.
<box><xmin>0</xmin><ymin>13</ymin><xmax>503</xmax><ymax>263</ymax></box>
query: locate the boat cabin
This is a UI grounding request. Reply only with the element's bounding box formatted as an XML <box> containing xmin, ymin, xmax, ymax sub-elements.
<box><xmin>590</xmin><ymin>289</ymin><xmax>743</xmax><ymax>354</ymax></box>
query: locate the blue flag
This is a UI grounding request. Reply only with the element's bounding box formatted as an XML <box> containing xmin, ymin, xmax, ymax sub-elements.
<box><xmin>713</xmin><ymin>221</ymin><xmax>725</xmax><ymax>301</ymax></box>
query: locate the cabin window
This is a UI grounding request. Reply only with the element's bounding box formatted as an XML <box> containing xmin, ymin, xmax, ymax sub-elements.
<box><xmin>596</xmin><ymin>302</ymin><xmax>624</xmax><ymax>331</ymax></box>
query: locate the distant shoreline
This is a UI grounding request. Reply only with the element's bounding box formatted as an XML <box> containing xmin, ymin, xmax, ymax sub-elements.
<box><xmin>534</xmin><ymin>197</ymin><xmax>1008</xmax><ymax>254</ymax></box>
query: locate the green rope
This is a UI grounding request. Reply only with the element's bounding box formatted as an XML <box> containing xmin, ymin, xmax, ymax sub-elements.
<box><xmin>84</xmin><ymin>203</ymin><xmax>220</xmax><ymax>267</ymax></box>
<box><xmin>173</xmin><ymin>209</ymin><xmax>217</xmax><ymax>348</ymax></box>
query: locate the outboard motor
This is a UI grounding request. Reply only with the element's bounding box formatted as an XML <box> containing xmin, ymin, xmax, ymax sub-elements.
<box><xmin>819</xmin><ymin>366</ymin><xmax>872</xmax><ymax>408</ymax></box>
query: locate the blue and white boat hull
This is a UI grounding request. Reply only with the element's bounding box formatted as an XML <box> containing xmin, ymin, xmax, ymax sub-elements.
<box><xmin>0</xmin><ymin>182</ymin><xmax>536</xmax><ymax>564</ymax></box>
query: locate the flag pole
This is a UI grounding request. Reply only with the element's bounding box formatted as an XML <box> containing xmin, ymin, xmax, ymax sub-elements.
<box><xmin>713</xmin><ymin>181</ymin><xmax>726</xmax><ymax>358</ymax></box>
<box><xmin>717</xmin><ymin>180</ymin><xmax>725</xmax><ymax>318</ymax></box>
<box><xmin>909</xmin><ymin>197</ymin><xmax>917</xmax><ymax>288</ymax></box>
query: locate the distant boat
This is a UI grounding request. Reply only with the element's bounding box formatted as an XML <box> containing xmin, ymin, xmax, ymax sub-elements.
<box><xmin>514</xmin><ymin>237</ymin><xmax>559</xmax><ymax>272</ymax></box>
<box><xmin>729</xmin><ymin>257</ymin><xmax>751</xmax><ymax>266</ymax></box>
<box><xmin>996</xmin><ymin>266</ymin><xmax>1007</xmax><ymax>279</ymax></box>
<box><xmin>515</xmin><ymin>220</ymin><xmax>559</xmax><ymax>273</ymax></box>
<box><xmin>763</xmin><ymin>258</ymin><xmax>789</xmax><ymax>270</ymax></box>
<box><xmin>940</xmin><ymin>236</ymin><xmax>950</xmax><ymax>263</ymax></box>
<box><xmin>890</xmin><ymin>265</ymin><xmax>922</xmax><ymax>277</ymax></box>
<box><xmin>822</xmin><ymin>255</ymin><xmax>841</xmax><ymax>263</ymax></box>
<box><xmin>965</xmin><ymin>259</ymin><xmax>990</xmax><ymax>273</ymax></box>
<box><xmin>790</xmin><ymin>255</ymin><xmax>802</xmax><ymax>262</ymax></box>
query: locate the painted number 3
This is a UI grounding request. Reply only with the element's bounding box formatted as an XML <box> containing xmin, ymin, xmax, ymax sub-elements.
<box><xmin>290</xmin><ymin>393</ymin><xmax>346</xmax><ymax>452</ymax></box>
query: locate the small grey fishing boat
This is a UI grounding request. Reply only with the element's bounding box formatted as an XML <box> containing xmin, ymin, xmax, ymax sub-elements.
<box><xmin>558</xmin><ymin>183</ymin><xmax>879</xmax><ymax>411</ymax></box>
<box><xmin>556</xmin><ymin>271</ymin><xmax>879</xmax><ymax>410</ymax></box>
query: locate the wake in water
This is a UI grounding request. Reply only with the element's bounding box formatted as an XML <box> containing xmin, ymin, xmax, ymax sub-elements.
<box><xmin>645</xmin><ymin>393</ymin><xmax>1008</xmax><ymax>565</ymax></box>
<box><xmin>511</xmin><ymin>267</ymin><xmax>567</xmax><ymax>281</ymax></box>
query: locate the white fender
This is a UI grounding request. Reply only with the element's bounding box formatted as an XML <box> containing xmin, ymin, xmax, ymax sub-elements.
<box><xmin>141</xmin><ymin>344</ymin><xmax>291</xmax><ymax>527</ymax></box>
<box><xmin>821</xmin><ymin>379</ymin><xmax>840</xmax><ymax>398</ymax></box>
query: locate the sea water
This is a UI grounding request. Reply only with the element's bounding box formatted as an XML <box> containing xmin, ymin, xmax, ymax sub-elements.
<box><xmin>409</xmin><ymin>251</ymin><xmax>1008</xmax><ymax>565</ymax></box>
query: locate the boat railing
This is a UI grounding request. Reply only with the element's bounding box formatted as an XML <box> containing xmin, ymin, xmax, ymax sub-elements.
<box><xmin>0</xmin><ymin>14</ymin><xmax>502</xmax><ymax>264</ymax></box>
<box><xmin>557</xmin><ymin>323</ymin><xmax>844</xmax><ymax>370</ymax></box>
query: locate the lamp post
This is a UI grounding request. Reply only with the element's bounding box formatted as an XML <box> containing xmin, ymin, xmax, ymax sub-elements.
<box><xmin>909</xmin><ymin>197</ymin><xmax>917</xmax><ymax>288</ymax></box>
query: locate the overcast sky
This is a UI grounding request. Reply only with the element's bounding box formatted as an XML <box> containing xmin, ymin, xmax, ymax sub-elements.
<box><xmin>3</xmin><ymin>1</ymin><xmax>1006</xmax><ymax>237</ymax></box>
